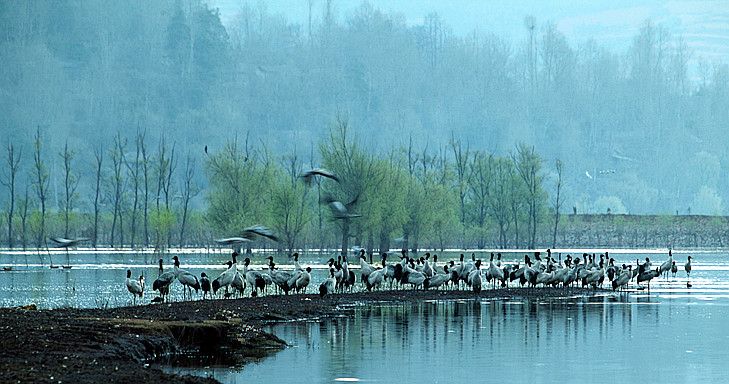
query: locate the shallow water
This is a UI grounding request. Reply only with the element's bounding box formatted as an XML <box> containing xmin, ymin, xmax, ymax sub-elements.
<box><xmin>167</xmin><ymin>294</ymin><xmax>729</xmax><ymax>383</ymax></box>
<box><xmin>0</xmin><ymin>249</ymin><xmax>720</xmax><ymax>308</ymax></box>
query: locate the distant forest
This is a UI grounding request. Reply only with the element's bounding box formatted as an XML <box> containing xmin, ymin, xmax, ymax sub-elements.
<box><xmin>2</xmin><ymin>1</ymin><xmax>729</xmax><ymax>250</ymax></box>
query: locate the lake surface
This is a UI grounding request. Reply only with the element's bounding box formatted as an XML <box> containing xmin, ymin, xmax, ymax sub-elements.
<box><xmin>2</xmin><ymin>248</ymin><xmax>728</xmax><ymax>383</ymax></box>
<box><xmin>0</xmin><ymin>248</ymin><xmax>724</xmax><ymax>309</ymax></box>
<box><xmin>167</xmin><ymin>295</ymin><xmax>729</xmax><ymax>383</ymax></box>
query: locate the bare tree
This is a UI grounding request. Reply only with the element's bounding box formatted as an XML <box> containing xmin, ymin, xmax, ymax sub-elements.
<box><xmin>1</xmin><ymin>142</ymin><xmax>21</xmax><ymax>248</ymax></box>
<box><xmin>32</xmin><ymin>126</ymin><xmax>49</xmax><ymax>247</ymax></box>
<box><xmin>59</xmin><ymin>142</ymin><xmax>80</xmax><ymax>238</ymax></box>
<box><xmin>552</xmin><ymin>159</ymin><xmax>564</xmax><ymax>248</ymax></box>
<box><xmin>139</xmin><ymin>131</ymin><xmax>150</xmax><ymax>247</ymax></box>
<box><xmin>450</xmin><ymin>133</ymin><xmax>471</xmax><ymax>248</ymax></box>
<box><xmin>513</xmin><ymin>143</ymin><xmax>544</xmax><ymax>249</ymax></box>
<box><xmin>92</xmin><ymin>146</ymin><xmax>104</xmax><ymax>247</ymax></box>
<box><xmin>178</xmin><ymin>152</ymin><xmax>198</xmax><ymax>247</ymax></box>
<box><xmin>108</xmin><ymin>134</ymin><xmax>127</xmax><ymax>247</ymax></box>
<box><xmin>18</xmin><ymin>183</ymin><xmax>31</xmax><ymax>250</ymax></box>
<box><xmin>123</xmin><ymin>129</ymin><xmax>142</xmax><ymax>248</ymax></box>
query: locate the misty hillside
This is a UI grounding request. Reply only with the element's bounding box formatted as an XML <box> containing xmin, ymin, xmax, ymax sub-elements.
<box><xmin>1</xmin><ymin>0</ymin><xmax>728</xmax><ymax>215</ymax></box>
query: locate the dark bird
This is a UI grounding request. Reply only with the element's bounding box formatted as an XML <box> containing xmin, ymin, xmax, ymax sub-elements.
<box><xmin>323</xmin><ymin>194</ymin><xmax>362</xmax><ymax>219</ymax></box>
<box><xmin>637</xmin><ymin>268</ymin><xmax>661</xmax><ymax>290</ymax></box>
<box><xmin>49</xmin><ymin>237</ymin><xmax>89</xmax><ymax>248</ymax></box>
<box><xmin>301</xmin><ymin>168</ymin><xmax>340</xmax><ymax>184</ymax></box>
<box><xmin>240</xmin><ymin>225</ymin><xmax>279</xmax><ymax>242</ymax></box>
<box><xmin>214</xmin><ymin>237</ymin><xmax>252</xmax><ymax>254</ymax></box>
<box><xmin>204</xmin><ymin>145</ymin><xmax>208</xmax><ymax>154</ymax></box>
<box><xmin>152</xmin><ymin>259</ymin><xmax>175</xmax><ymax>302</ymax></box>
<box><xmin>200</xmin><ymin>273</ymin><xmax>211</xmax><ymax>299</ymax></box>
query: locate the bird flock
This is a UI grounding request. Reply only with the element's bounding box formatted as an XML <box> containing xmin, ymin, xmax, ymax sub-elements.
<box><xmin>125</xmin><ymin>248</ymin><xmax>696</xmax><ymax>304</ymax></box>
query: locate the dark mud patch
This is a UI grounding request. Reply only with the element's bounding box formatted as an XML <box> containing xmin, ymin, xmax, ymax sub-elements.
<box><xmin>0</xmin><ymin>288</ymin><xmax>604</xmax><ymax>383</ymax></box>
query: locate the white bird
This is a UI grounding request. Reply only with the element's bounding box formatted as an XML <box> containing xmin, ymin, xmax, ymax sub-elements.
<box><xmin>125</xmin><ymin>270</ymin><xmax>144</xmax><ymax>305</ymax></box>
<box><xmin>585</xmin><ymin>170</ymin><xmax>593</xmax><ymax>179</ymax></box>
<box><xmin>152</xmin><ymin>259</ymin><xmax>175</xmax><ymax>302</ymax></box>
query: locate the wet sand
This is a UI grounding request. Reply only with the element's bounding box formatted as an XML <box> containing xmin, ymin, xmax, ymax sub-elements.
<box><xmin>0</xmin><ymin>288</ymin><xmax>604</xmax><ymax>383</ymax></box>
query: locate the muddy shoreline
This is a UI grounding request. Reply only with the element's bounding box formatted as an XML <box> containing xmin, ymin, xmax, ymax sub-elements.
<box><xmin>0</xmin><ymin>288</ymin><xmax>606</xmax><ymax>383</ymax></box>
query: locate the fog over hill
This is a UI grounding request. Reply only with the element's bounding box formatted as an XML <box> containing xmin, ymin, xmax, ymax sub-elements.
<box><xmin>2</xmin><ymin>0</ymin><xmax>729</xmax><ymax>217</ymax></box>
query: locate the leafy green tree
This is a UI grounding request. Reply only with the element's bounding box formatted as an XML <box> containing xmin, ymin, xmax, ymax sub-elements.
<box><xmin>150</xmin><ymin>207</ymin><xmax>176</xmax><ymax>251</ymax></box>
<box><xmin>205</xmin><ymin>136</ymin><xmax>271</xmax><ymax>237</ymax></box>
<box><xmin>270</xmin><ymin>167</ymin><xmax>310</xmax><ymax>253</ymax></box>
<box><xmin>320</xmin><ymin>117</ymin><xmax>381</xmax><ymax>256</ymax></box>
<box><xmin>513</xmin><ymin>143</ymin><xmax>546</xmax><ymax>249</ymax></box>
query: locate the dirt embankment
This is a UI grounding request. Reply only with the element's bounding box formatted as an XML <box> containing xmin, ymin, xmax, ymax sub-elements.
<box><xmin>0</xmin><ymin>288</ymin><xmax>602</xmax><ymax>384</ymax></box>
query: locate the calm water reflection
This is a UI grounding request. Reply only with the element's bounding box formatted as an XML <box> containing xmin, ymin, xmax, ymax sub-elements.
<box><xmin>169</xmin><ymin>294</ymin><xmax>729</xmax><ymax>383</ymax></box>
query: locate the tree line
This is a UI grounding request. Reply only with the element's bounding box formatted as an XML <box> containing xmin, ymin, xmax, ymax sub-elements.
<box><xmin>2</xmin><ymin>1</ymin><xmax>729</xmax><ymax>218</ymax></box>
<box><xmin>1</xmin><ymin>116</ymin><xmax>569</xmax><ymax>253</ymax></box>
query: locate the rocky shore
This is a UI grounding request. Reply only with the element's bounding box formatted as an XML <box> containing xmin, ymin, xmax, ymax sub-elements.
<box><xmin>0</xmin><ymin>288</ymin><xmax>604</xmax><ymax>383</ymax></box>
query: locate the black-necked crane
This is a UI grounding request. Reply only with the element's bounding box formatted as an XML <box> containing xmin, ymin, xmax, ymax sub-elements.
<box><xmin>637</xmin><ymin>268</ymin><xmax>660</xmax><ymax>290</ymax></box>
<box><xmin>359</xmin><ymin>250</ymin><xmax>376</xmax><ymax>284</ymax></box>
<box><xmin>319</xmin><ymin>269</ymin><xmax>336</xmax><ymax>297</ymax></box>
<box><xmin>488</xmin><ymin>256</ymin><xmax>504</xmax><ymax>289</ymax></box>
<box><xmin>658</xmin><ymin>251</ymin><xmax>673</xmax><ymax>280</ymax></box>
<box><xmin>200</xmin><ymin>273</ymin><xmax>211</xmax><ymax>299</ymax></box>
<box><xmin>242</xmin><ymin>257</ymin><xmax>266</xmax><ymax>296</ymax></box>
<box><xmin>468</xmin><ymin>260</ymin><xmax>483</xmax><ymax>294</ymax></box>
<box><xmin>295</xmin><ymin>267</ymin><xmax>312</xmax><ymax>293</ymax></box>
<box><xmin>267</xmin><ymin>257</ymin><xmax>293</xmax><ymax>295</ymax></box>
<box><xmin>293</xmin><ymin>252</ymin><xmax>303</xmax><ymax>272</ymax></box>
<box><xmin>172</xmin><ymin>256</ymin><xmax>200</xmax><ymax>300</ymax></box>
<box><xmin>212</xmin><ymin>260</ymin><xmax>236</xmax><ymax>296</ymax></box>
<box><xmin>152</xmin><ymin>259</ymin><xmax>175</xmax><ymax>302</ymax></box>
<box><xmin>366</xmin><ymin>267</ymin><xmax>384</xmax><ymax>291</ymax></box>
<box><xmin>300</xmin><ymin>168</ymin><xmax>340</xmax><ymax>184</ymax></box>
<box><xmin>49</xmin><ymin>236</ymin><xmax>89</xmax><ymax>268</ymax></box>
<box><xmin>612</xmin><ymin>266</ymin><xmax>632</xmax><ymax>292</ymax></box>
<box><xmin>424</xmin><ymin>266</ymin><xmax>450</xmax><ymax>290</ymax></box>
<box><xmin>125</xmin><ymin>270</ymin><xmax>144</xmax><ymax>305</ymax></box>
<box><xmin>685</xmin><ymin>256</ymin><xmax>692</xmax><ymax>287</ymax></box>
<box><xmin>422</xmin><ymin>253</ymin><xmax>434</xmax><ymax>278</ymax></box>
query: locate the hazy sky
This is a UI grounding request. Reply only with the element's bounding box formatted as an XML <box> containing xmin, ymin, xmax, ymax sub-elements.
<box><xmin>212</xmin><ymin>0</ymin><xmax>729</xmax><ymax>62</ymax></box>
